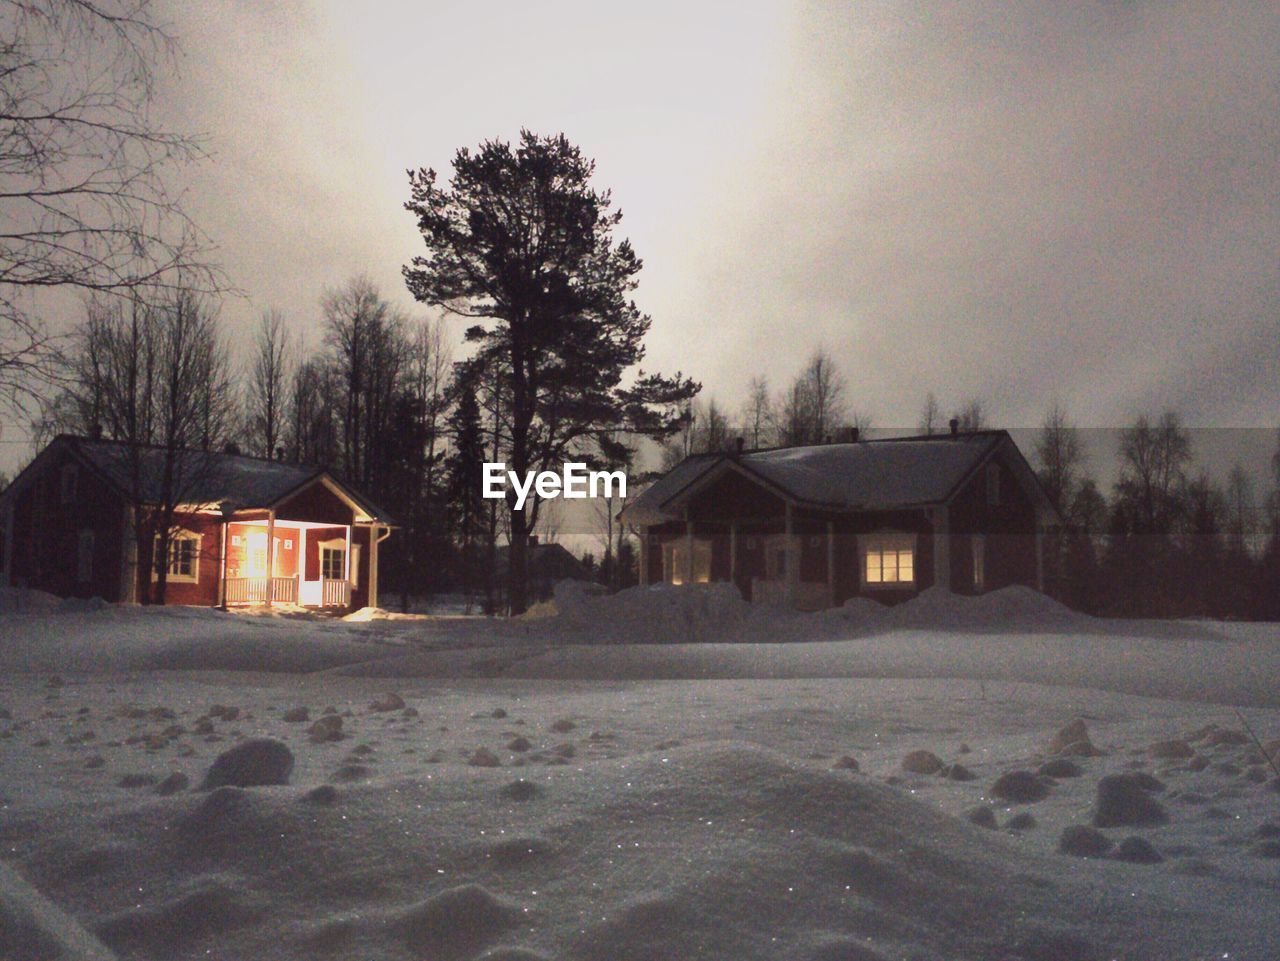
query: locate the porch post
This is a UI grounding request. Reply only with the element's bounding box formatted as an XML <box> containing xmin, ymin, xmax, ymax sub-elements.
<box><xmin>684</xmin><ymin>520</ymin><xmax>694</xmax><ymax>585</ymax></box>
<box><xmin>729</xmin><ymin>523</ymin><xmax>738</xmax><ymax>587</ymax></box>
<box><xmin>264</xmin><ymin>511</ymin><xmax>276</xmax><ymax>606</ymax></box>
<box><xmin>932</xmin><ymin>506</ymin><xmax>950</xmax><ymax>591</ymax></box>
<box><xmin>344</xmin><ymin>524</ymin><xmax>352</xmax><ymax>584</ymax></box>
<box><xmin>826</xmin><ymin>520</ymin><xmax>835</xmax><ymax>608</ymax></box>
<box><xmin>217</xmin><ymin>521</ymin><xmax>228</xmax><ymax>609</ymax></box>
<box><xmin>785</xmin><ymin>502</ymin><xmax>798</xmax><ymax>609</ymax></box>
<box><xmin>369</xmin><ymin>525</ymin><xmax>379</xmax><ymax>609</ymax></box>
<box><xmin>638</xmin><ymin>528</ymin><xmax>650</xmax><ymax>586</ymax></box>
<box><xmin>121</xmin><ymin>506</ymin><xmax>137</xmax><ymax>604</ymax></box>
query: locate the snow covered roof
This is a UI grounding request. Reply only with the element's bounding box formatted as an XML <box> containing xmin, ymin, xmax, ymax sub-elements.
<box><xmin>622</xmin><ymin>432</ymin><xmax>1013</xmax><ymax>523</ymax></box>
<box><xmin>6</xmin><ymin>435</ymin><xmax>394</xmax><ymax>522</ymax></box>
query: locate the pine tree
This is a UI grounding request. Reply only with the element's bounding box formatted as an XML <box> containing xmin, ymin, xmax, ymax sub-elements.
<box><xmin>404</xmin><ymin>131</ymin><xmax>699</xmax><ymax>613</ymax></box>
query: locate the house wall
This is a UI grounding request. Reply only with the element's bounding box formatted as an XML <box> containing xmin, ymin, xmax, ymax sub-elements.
<box><xmin>351</xmin><ymin>525</ymin><xmax>371</xmax><ymax>609</ymax></box>
<box><xmin>276</xmin><ymin>482</ymin><xmax>353</xmax><ymax>526</ymax></box>
<box><xmin>5</xmin><ymin>447</ymin><xmax>127</xmax><ymax>602</ymax></box>
<box><xmin>224</xmin><ymin>523</ymin><xmax>298</xmax><ymax>579</ymax></box>
<box><xmin>947</xmin><ymin>452</ymin><xmax>1038</xmax><ymax>594</ymax></box>
<box><xmin>147</xmin><ymin>512</ymin><xmax>221</xmax><ymax>607</ymax></box>
<box><xmin>304</xmin><ymin>526</ymin><xmax>348</xmax><ymax>580</ymax></box>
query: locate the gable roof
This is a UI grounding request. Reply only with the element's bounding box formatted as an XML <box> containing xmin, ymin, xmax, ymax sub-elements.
<box><xmin>1</xmin><ymin>435</ymin><xmax>394</xmax><ymax>524</ymax></box>
<box><xmin>621</xmin><ymin>431</ymin><xmax>1058</xmax><ymax>525</ymax></box>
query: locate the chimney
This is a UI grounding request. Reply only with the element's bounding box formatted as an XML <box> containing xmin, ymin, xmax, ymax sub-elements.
<box><xmin>949</xmin><ymin>417</ymin><xmax>959</xmax><ymax>436</ymax></box>
<box><xmin>528</xmin><ymin>534</ymin><xmax>539</xmax><ymax>547</ymax></box>
<box><xmin>849</xmin><ymin>426</ymin><xmax>860</xmax><ymax>443</ymax></box>
<box><xmin>824</xmin><ymin>434</ymin><xmax>833</xmax><ymax>445</ymax></box>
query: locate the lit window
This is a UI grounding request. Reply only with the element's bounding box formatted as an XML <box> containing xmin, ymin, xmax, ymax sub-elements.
<box><xmin>861</xmin><ymin>533</ymin><xmax>916</xmax><ymax>588</ymax></box>
<box><xmin>665</xmin><ymin>539</ymin><xmax>711</xmax><ymax>585</ymax></box>
<box><xmin>77</xmin><ymin>530</ymin><xmax>94</xmax><ymax>582</ymax></box>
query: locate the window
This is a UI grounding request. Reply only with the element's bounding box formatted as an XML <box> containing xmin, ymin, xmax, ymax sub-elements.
<box><xmin>159</xmin><ymin>531</ymin><xmax>200</xmax><ymax>583</ymax></box>
<box><xmin>244</xmin><ymin>531</ymin><xmax>268</xmax><ymax>577</ymax></box>
<box><xmin>321</xmin><ymin>546</ymin><xmax>346</xmax><ymax>581</ymax></box>
<box><xmin>60</xmin><ymin>465</ymin><xmax>78</xmax><ymax>505</ymax></box>
<box><xmin>664</xmin><ymin>538</ymin><xmax>711</xmax><ymax>585</ymax></box>
<box><xmin>986</xmin><ymin>464</ymin><xmax>1001</xmax><ymax>506</ymax></box>
<box><xmin>972</xmin><ymin>535</ymin><xmax>985</xmax><ymax>592</ymax></box>
<box><xmin>861</xmin><ymin>533</ymin><xmax>916</xmax><ymax>588</ymax></box>
<box><xmin>77</xmin><ymin>530</ymin><xmax>94</xmax><ymax>583</ymax></box>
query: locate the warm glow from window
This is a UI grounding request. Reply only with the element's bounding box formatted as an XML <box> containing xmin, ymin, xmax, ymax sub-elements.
<box><xmin>862</xmin><ymin>533</ymin><xmax>916</xmax><ymax>588</ymax></box>
<box><xmin>666</xmin><ymin>539</ymin><xmax>712</xmax><ymax>585</ymax></box>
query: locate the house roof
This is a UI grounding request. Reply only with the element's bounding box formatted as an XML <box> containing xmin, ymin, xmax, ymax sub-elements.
<box><xmin>621</xmin><ymin>431</ymin><xmax>1053</xmax><ymax>524</ymax></box>
<box><xmin>495</xmin><ymin>541</ymin><xmax>590</xmax><ymax>580</ymax></box>
<box><xmin>2</xmin><ymin>435</ymin><xmax>395</xmax><ymax>524</ymax></box>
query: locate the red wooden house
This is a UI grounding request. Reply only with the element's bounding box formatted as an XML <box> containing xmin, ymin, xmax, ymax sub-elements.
<box><xmin>620</xmin><ymin>428</ymin><xmax>1060</xmax><ymax>610</ymax></box>
<box><xmin>0</xmin><ymin>435</ymin><xmax>395</xmax><ymax>609</ymax></box>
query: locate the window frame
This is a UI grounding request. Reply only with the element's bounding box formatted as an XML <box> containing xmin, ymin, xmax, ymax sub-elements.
<box><xmin>860</xmin><ymin>531</ymin><xmax>917</xmax><ymax>590</ymax></box>
<box><xmin>319</xmin><ymin>538</ymin><xmax>347</xmax><ymax>582</ymax></box>
<box><xmin>156</xmin><ymin>530</ymin><xmax>201</xmax><ymax>584</ymax></box>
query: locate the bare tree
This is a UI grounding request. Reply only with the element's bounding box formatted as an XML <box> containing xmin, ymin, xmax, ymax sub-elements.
<box><xmin>779</xmin><ymin>349</ymin><xmax>847</xmax><ymax>446</ymax></box>
<box><xmin>246</xmin><ymin>309</ymin><xmax>293</xmax><ymax>459</ymax></box>
<box><xmin>1116</xmin><ymin>411</ymin><xmax>1191</xmax><ymax>534</ymax></box>
<box><xmin>0</xmin><ymin>0</ymin><xmax>221</xmax><ymax>412</ymax></box>
<box><xmin>951</xmin><ymin>399</ymin><xmax>986</xmax><ymax>432</ymax></box>
<box><xmin>1034</xmin><ymin>401</ymin><xmax>1085</xmax><ymax>515</ymax></box>
<box><xmin>741</xmin><ymin>376</ymin><xmax>774</xmax><ymax>448</ymax></box>
<box><xmin>919</xmin><ymin>392</ymin><xmax>942</xmax><ymax>434</ymax></box>
<box><xmin>47</xmin><ymin>287</ymin><xmax>233</xmax><ymax>602</ymax></box>
<box><xmin>1224</xmin><ymin>463</ymin><xmax>1255</xmax><ymax>553</ymax></box>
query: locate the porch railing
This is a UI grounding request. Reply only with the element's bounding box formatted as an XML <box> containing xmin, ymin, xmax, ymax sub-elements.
<box><xmin>321</xmin><ymin>578</ymin><xmax>351</xmax><ymax>608</ymax></box>
<box><xmin>225</xmin><ymin>575</ymin><xmax>299</xmax><ymax>605</ymax></box>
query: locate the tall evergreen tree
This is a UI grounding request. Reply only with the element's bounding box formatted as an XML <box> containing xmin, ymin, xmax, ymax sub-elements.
<box><xmin>403</xmin><ymin>131</ymin><xmax>698</xmax><ymax>613</ymax></box>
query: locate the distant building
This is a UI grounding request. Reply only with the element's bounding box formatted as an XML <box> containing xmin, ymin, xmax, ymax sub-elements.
<box><xmin>0</xmin><ymin>435</ymin><xmax>394</xmax><ymax>609</ymax></box>
<box><xmin>495</xmin><ymin>537</ymin><xmax>590</xmax><ymax>605</ymax></box>
<box><xmin>619</xmin><ymin>428</ymin><xmax>1060</xmax><ymax>610</ymax></box>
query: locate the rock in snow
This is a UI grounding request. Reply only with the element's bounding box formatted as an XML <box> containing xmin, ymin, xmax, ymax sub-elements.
<box><xmin>1038</xmin><ymin>758</ymin><xmax>1084</xmax><ymax>779</ymax></box>
<box><xmin>901</xmin><ymin>750</ymin><xmax>944</xmax><ymax>774</ymax></box>
<box><xmin>1059</xmin><ymin>825</ymin><xmax>1113</xmax><ymax>857</ymax></box>
<box><xmin>1092</xmin><ymin>774</ymin><xmax>1169</xmax><ymax>828</ymax></box>
<box><xmin>991</xmin><ymin>770</ymin><xmax>1050</xmax><ymax>803</ymax></box>
<box><xmin>201</xmin><ymin>738</ymin><xmax>294</xmax><ymax>789</ymax></box>
<box><xmin>1112</xmin><ymin>837</ymin><xmax>1163</xmax><ymax>864</ymax></box>
<box><xmin>370</xmin><ymin>693</ymin><xmax>405</xmax><ymax>712</ymax></box>
<box><xmin>308</xmin><ymin>714</ymin><xmax>343</xmax><ymax>743</ymax></box>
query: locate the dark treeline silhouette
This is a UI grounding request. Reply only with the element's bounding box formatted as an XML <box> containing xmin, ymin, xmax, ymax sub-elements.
<box><xmin>1036</xmin><ymin>411</ymin><xmax>1280</xmax><ymax>621</ymax></box>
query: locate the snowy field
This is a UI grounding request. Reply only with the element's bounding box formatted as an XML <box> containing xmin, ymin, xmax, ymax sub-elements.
<box><xmin>1</xmin><ymin>586</ymin><xmax>1278</xmax><ymax>960</ymax></box>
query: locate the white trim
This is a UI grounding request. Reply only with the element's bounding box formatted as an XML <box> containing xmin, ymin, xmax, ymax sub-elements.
<box><xmin>155</xmin><ymin>528</ymin><xmax>201</xmax><ymax>584</ymax></box>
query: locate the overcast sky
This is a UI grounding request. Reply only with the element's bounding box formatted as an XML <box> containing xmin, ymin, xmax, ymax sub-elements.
<box><xmin>3</xmin><ymin>0</ymin><xmax>1277</xmax><ymax>474</ymax></box>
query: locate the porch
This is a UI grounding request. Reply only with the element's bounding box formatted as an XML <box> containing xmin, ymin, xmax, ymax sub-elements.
<box><xmin>220</xmin><ymin>518</ymin><xmax>358</xmax><ymax>609</ymax></box>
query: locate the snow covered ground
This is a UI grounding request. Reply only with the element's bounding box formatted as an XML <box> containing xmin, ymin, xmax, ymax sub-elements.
<box><xmin>1</xmin><ymin>586</ymin><xmax>1278</xmax><ymax>960</ymax></box>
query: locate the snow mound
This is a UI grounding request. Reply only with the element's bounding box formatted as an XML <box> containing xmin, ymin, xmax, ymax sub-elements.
<box><xmin>550</xmin><ymin>580</ymin><xmax>758</xmax><ymax>643</ymax></box>
<box><xmin>0</xmin><ymin>587</ymin><xmax>61</xmax><ymax>613</ymax></box>
<box><xmin>892</xmin><ymin>586</ymin><xmax>1081</xmax><ymax>631</ymax></box>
